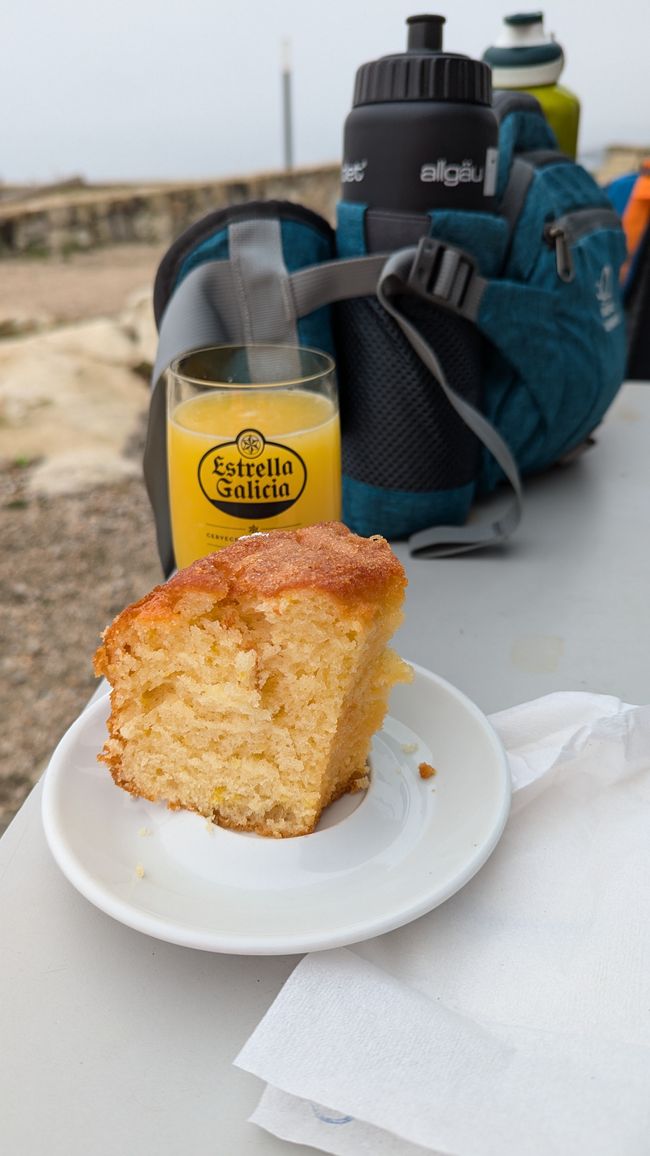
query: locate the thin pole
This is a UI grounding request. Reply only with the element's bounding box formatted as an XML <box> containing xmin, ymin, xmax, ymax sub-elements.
<box><xmin>281</xmin><ymin>39</ymin><xmax>294</xmax><ymax>172</ymax></box>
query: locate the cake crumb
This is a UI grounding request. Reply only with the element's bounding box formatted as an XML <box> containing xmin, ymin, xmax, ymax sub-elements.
<box><xmin>401</xmin><ymin>741</ymin><xmax>419</xmax><ymax>754</ymax></box>
<box><xmin>137</xmin><ymin>826</ymin><xmax>152</xmax><ymax>837</ymax></box>
<box><xmin>204</xmin><ymin>819</ymin><xmax>215</xmax><ymax>834</ymax></box>
<box><xmin>418</xmin><ymin>762</ymin><xmax>436</xmax><ymax>780</ymax></box>
<box><xmin>134</xmin><ymin>863</ymin><xmax>145</xmax><ymax>879</ymax></box>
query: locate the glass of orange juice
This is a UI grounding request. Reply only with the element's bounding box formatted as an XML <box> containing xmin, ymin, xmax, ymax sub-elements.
<box><xmin>167</xmin><ymin>344</ymin><xmax>341</xmax><ymax>567</ymax></box>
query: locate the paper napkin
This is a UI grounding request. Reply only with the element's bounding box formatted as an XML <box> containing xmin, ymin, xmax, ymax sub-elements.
<box><xmin>236</xmin><ymin>693</ymin><xmax>650</xmax><ymax>1155</ymax></box>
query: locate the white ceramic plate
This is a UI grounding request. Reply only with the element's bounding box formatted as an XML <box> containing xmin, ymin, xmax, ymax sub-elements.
<box><xmin>42</xmin><ymin>663</ymin><xmax>510</xmax><ymax>955</ymax></box>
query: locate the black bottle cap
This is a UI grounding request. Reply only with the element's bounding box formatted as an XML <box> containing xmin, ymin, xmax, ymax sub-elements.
<box><xmin>406</xmin><ymin>14</ymin><xmax>445</xmax><ymax>51</ymax></box>
<box><xmin>352</xmin><ymin>13</ymin><xmax>492</xmax><ymax>107</ymax></box>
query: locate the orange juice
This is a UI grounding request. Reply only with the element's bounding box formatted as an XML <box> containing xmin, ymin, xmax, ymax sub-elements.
<box><xmin>168</xmin><ymin>388</ymin><xmax>341</xmax><ymax>566</ymax></box>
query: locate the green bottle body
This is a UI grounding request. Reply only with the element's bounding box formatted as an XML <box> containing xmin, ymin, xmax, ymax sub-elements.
<box><xmin>483</xmin><ymin>14</ymin><xmax>581</xmax><ymax>159</ymax></box>
<box><xmin>518</xmin><ymin>82</ymin><xmax>580</xmax><ymax>158</ymax></box>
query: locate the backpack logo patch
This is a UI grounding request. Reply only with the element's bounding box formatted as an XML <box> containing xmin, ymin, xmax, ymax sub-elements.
<box><xmin>595</xmin><ymin>265</ymin><xmax>623</xmax><ymax>332</ymax></box>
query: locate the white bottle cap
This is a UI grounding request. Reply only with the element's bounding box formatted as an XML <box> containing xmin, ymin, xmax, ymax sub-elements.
<box><xmin>484</xmin><ymin>12</ymin><xmax>564</xmax><ymax>89</ymax></box>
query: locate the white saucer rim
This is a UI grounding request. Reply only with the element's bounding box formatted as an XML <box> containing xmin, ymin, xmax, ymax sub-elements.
<box><xmin>41</xmin><ymin>662</ymin><xmax>511</xmax><ymax>955</ymax></box>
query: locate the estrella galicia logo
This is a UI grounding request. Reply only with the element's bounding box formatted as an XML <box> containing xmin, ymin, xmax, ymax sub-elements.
<box><xmin>198</xmin><ymin>428</ymin><xmax>307</xmax><ymax>519</ymax></box>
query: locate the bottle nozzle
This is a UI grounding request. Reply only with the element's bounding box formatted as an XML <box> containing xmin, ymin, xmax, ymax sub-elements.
<box><xmin>406</xmin><ymin>14</ymin><xmax>445</xmax><ymax>53</ymax></box>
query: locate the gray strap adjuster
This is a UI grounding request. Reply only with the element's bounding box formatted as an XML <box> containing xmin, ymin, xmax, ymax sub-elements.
<box><xmin>406</xmin><ymin>237</ymin><xmax>480</xmax><ymax>315</ymax></box>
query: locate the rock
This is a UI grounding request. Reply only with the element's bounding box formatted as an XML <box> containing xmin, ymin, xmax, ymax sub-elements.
<box><xmin>40</xmin><ymin>316</ymin><xmax>139</xmax><ymax>367</ymax></box>
<box><xmin>118</xmin><ymin>288</ymin><xmax>157</xmax><ymax>372</ymax></box>
<box><xmin>0</xmin><ymin>315</ymin><xmax>150</xmax><ymax>489</ymax></box>
<box><xmin>27</xmin><ymin>448</ymin><xmax>141</xmax><ymax>496</ymax></box>
<box><xmin>0</xmin><ymin>310</ymin><xmax>53</xmax><ymax>338</ymax></box>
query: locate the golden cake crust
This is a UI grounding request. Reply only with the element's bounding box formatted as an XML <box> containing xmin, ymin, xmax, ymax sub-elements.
<box><xmin>95</xmin><ymin>522</ymin><xmax>405</xmax><ymax>672</ymax></box>
<box><xmin>93</xmin><ymin>522</ymin><xmax>410</xmax><ymax>837</ymax></box>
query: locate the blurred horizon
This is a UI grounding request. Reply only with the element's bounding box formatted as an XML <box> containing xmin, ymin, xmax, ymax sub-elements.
<box><xmin>0</xmin><ymin>148</ymin><xmax>613</xmax><ymax>191</ymax></box>
<box><xmin>5</xmin><ymin>0</ymin><xmax>649</xmax><ymax>186</ymax></box>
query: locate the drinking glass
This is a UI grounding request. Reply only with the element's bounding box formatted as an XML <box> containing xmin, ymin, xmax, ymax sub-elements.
<box><xmin>167</xmin><ymin>344</ymin><xmax>341</xmax><ymax>567</ymax></box>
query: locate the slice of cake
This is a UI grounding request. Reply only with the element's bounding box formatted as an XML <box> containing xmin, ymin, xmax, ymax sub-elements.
<box><xmin>94</xmin><ymin>522</ymin><xmax>412</xmax><ymax>838</ymax></box>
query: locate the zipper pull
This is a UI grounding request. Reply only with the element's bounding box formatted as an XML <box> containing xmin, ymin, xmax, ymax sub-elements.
<box><xmin>544</xmin><ymin>224</ymin><xmax>575</xmax><ymax>283</ymax></box>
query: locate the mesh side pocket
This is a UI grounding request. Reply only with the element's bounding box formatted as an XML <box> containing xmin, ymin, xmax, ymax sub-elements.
<box><xmin>334</xmin><ymin>294</ymin><xmax>483</xmax><ymax>492</ymax></box>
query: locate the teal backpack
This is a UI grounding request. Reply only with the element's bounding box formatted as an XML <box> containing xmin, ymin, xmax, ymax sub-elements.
<box><xmin>146</xmin><ymin>93</ymin><xmax>627</xmax><ymax>574</ymax></box>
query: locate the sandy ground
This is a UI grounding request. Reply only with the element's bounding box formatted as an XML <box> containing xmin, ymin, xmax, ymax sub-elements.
<box><xmin>0</xmin><ymin>244</ymin><xmax>166</xmax><ymax>324</ymax></box>
<box><xmin>0</xmin><ymin>245</ymin><xmax>165</xmax><ymax>833</ymax></box>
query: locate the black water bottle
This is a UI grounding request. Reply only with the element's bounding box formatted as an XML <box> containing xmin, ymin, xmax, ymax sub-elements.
<box><xmin>342</xmin><ymin>14</ymin><xmax>498</xmax><ymax>216</ymax></box>
<box><xmin>336</xmin><ymin>15</ymin><xmax>496</xmax><ymax>536</ymax></box>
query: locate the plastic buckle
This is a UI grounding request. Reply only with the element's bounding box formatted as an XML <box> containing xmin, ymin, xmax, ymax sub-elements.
<box><xmin>406</xmin><ymin>238</ymin><xmax>477</xmax><ymax>313</ymax></box>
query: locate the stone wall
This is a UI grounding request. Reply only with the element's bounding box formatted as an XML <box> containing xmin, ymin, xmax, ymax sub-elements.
<box><xmin>2</xmin><ymin>141</ymin><xmax>649</xmax><ymax>258</ymax></box>
<box><xmin>594</xmin><ymin>146</ymin><xmax>650</xmax><ymax>186</ymax></box>
<box><xmin>0</xmin><ymin>165</ymin><xmax>340</xmax><ymax>257</ymax></box>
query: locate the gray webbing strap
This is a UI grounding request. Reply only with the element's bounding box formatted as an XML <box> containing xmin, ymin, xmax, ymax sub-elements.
<box><xmin>143</xmin><ymin>376</ymin><xmax>174</xmax><ymax>574</ymax></box>
<box><xmin>289</xmin><ymin>254</ymin><xmax>389</xmax><ymax>314</ymax></box>
<box><xmin>147</xmin><ymin>261</ymin><xmax>241</xmax><ymax>576</ymax></box>
<box><xmin>151</xmin><ymin>254</ymin><xmax>390</xmax><ymax>388</ymax></box>
<box><xmin>377</xmin><ymin>248</ymin><xmax>524</xmax><ymax>557</ymax></box>
<box><xmin>289</xmin><ymin>249</ymin><xmax>487</xmax><ymax>321</ymax></box>
<box><xmin>146</xmin><ymin>222</ymin><xmax>300</xmax><ymax>575</ymax></box>
<box><xmin>152</xmin><ymin>261</ymin><xmax>240</xmax><ymax>385</ymax></box>
<box><xmin>492</xmin><ymin>89</ymin><xmax>543</xmax><ymax>123</ymax></box>
<box><xmin>152</xmin><ymin>247</ymin><xmax>484</xmax><ymax>380</ymax></box>
<box><xmin>364</xmin><ymin>208</ymin><xmax>430</xmax><ymax>251</ymax></box>
<box><xmin>499</xmin><ymin>157</ymin><xmax>535</xmax><ymax>237</ymax></box>
<box><xmin>228</xmin><ymin>218</ymin><xmax>298</xmax><ymax>346</ymax></box>
<box><xmin>152</xmin><ymin>223</ymin><xmax>299</xmax><ymax>384</ymax></box>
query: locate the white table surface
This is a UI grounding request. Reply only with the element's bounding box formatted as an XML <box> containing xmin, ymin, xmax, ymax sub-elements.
<box><xmin>2</xmin><ymin>383</ymin><xmax>649</xmax><ymax>1156</ymax></box>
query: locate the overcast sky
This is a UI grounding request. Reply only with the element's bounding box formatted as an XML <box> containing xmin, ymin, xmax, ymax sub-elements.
<box><xmin>5</xmin><ymin>0</ymin><xmax>649</xmax><ymax>183</ymax></box>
